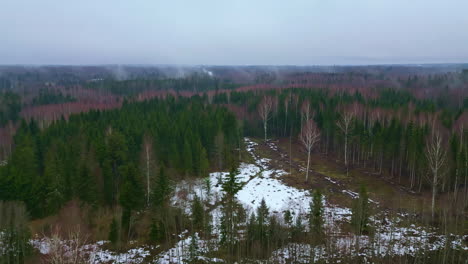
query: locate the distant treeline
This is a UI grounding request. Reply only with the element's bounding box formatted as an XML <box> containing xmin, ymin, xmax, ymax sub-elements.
<box><xmin>86</xmin><ymin>74</ymin><xmax>239</xmax><ymax>95</ymax></box>
<box><xmin>31</xmin><ymin>88</ymin><xmax>76</xmax><ymax>106</ymax></box>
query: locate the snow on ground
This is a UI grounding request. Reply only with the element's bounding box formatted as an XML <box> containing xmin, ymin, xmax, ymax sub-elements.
<box><xmin>30</xmin><ymin>237</ymin><xmax>154</xmax><ymax>264</ymax></box>
<box><xmin>237</xmin><ymin>169</ymin><xmax>310</xmax><ymax>214</ymax></box>
<box><xmin>271</xmin><ymin>232</ymin><xmax>468</xmax><ymax>263</ymax></box>
<box><xmin>171</xmin><ymin>163</ymin><xmax>260</xmax><ymax>215</ymax></box>
<box><xmin>154</xmin><ymin>231</ymin><xmax>222</xmax><ymax>263</ymax></box>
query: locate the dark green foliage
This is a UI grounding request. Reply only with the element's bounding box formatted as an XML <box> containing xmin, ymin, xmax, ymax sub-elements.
<box><xmin>152</xmin><ymin>165</ymin><xmax>172</xmax><ymax>208</ymax></box>
<box><xmin>108</xmin><ymin>218</ymin><xmax>119</xmax><ymax>245</ymax></box>
<box><xmin>191</xmin><ymin>195</ymin><xmax>204</xmax><ymax>231</ymax></box>
<box><xmin>283</xmin><ymin>210</ymin><xmax>293</xmax><ymax>227</ymax></box>
<box><xmin>219</xmin><ymin>167</ymin><xmax>243</xmax><ymax>249</ymax></box>
<box><xmin>0</xmin><ymin>96</ymin><xmax>239</xmax><ymax>218</ymax></box>
<box><xmin>31</xmin><ymin>88</ymin><xmax>76</xmax><ymax>106</ymax></box>
<box><xmin>291</xmin><ymin>215</ymin><xmax>305</xmax><ymax>240</ymax></box>
<box><xmin>221</xmin><ymin>167</ymin><xmax>243</xmax><ymax>198</ymax></box>
<box><xmin>309</xmin><ymin>190</ymin><xmax>324</xmax><ymax>237</ymax></box>
<box><xmin>188</xmin><ymin>233</ymin><xmax>200</xmax><ymax>262</ymax></box>
<box><xmin>0</xmin><ymin>92</ymin><xmax>21</xmax><ymax>126</ymax></box>
<box><xmin>256</xmin><ymin>199</ymin><xmax>270</xmax><ymax>246</ymax></box>
<box><xmin>351</xmin><ymin>185</ymin><xmax>370</xmax><ymax>235</ymax></box>
<box><xmin>148</xmin><ymin>220</ymin><xmax>162</xmax><ymax>243</ymax></box>
<box><xmin>119</xmin><ymin>164</ymin><xmax>144</xmax><ymax>210</ymax></box>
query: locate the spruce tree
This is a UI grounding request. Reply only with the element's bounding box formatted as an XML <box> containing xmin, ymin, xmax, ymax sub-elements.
<box><xmin>108</xmin><ymin>218</ymin><xmax>119</xmax><ymax>245</ymax></box>
<box><xmin>119</xmin><ymin>164</ymin><xmax>144</xmax><ymax>238</ymax></box>
<box><xmin>351</xmin><ymin>185</ymin><xmax>370</xmax><ymax>235</ymax></box>
<box><xmin>191</xmin><ymin>194</ymin><xmax>204</xmax><ymax>231</ymax></box>
<box><xmin>256</xmin><ymin>198</ymin><xmax>270</xmax><ymax>246</ymax></box>
<box><xmin>152</xmin><ymin>165</ymin><xmax>171</xmax><ymax>208</ymax></box>
<box><xmin>148</xmin><ymin>220</ymin><xmax>159</xmax><ymax>244</ymax></box>
<box><xmin>309</xmin><ymin>190</ymin><xmax>324</xmax><ymax>237</ymax></box>
<box><xmin>219</xmin><ymin>167</ymin><xmax>242</xmax><ymax>250</ymax></box>
<box><xmin>188</xmin><ymin>233</ymin><xmax>199</xmax><ymax>262</ymax></box>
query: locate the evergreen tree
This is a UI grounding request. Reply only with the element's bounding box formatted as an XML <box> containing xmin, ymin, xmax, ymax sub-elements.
<box><xmin>188</xmin><ymin>233</ymin><xmax>200</xmax><ymax>262</ymax></box>
<box><xmin>108</xmin><ymin>218</ymin><xmax>119</xmax><ymax>245</ymax></box>
<box><xmin>351</xmin><ymin>185</ymin><xmax>370</xmax><ymax>235</ymax></box>
<box><xmin>219</xmin><ymin>167</ymin><xmax>242</xmax><ymax>251</ymax></box>
<box><xmin>42</xmin><ymin>148</ymin><xmax>65</xmax><ymax>214</ymax></box>
<box><xmin>309</xmin><ymin>190</ymin><xmax>324</xmax><ymax>237</ymax></box>
<box><xmin>103</xmin><ymin>130</ymin><xmax>128</xmax><ymax>206</ymax></box>
<box><xmin>256</xmin><ymin>198</ymin><xmax>270</xmax><ymax>246</ymax></box>
<box><xmin>191</xmin><ymin>194</ymin><xmax>204</xmax><ymax>231</ymax></box>
<box><xmin>182</xmin><ymin>138</ymin><xmax>193</xmax><ymax>175</ymax></box>
<box><xmin>77</xmin><ymin>162</ymin><xmax>98</xmax><ymax>205</ymax></box>
<box><xmin>152</xmin><ymin>165</ymin><xmax>172</xmax><ymax>208</ymax></box>
<box><xmin>119</xmin><ymin>164</ymin><xmax>144</xmax><ymax>237</ymax></box>
<box><xmin>148</xmin><ymin>220</ymin><xmax>160</xmax><ymax>244</ymax></box>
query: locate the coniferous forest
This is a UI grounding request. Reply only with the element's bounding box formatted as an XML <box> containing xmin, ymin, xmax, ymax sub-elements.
<box><xmin>0</xmin><ymin>65</ymin><xmax>467</xmax><ymax>263</ymax></box>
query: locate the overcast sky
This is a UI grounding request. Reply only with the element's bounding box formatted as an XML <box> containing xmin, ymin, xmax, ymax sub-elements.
<box><xmin>1</xmin><ymin>0</ymin><xmax>468</xmax><ymax>65</ymax></box>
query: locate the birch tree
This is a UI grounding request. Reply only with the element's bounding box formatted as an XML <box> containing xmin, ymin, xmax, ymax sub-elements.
<box><xmin>425</xmin><ymin>133</ymin><xmax>447</xmax><ymax>218</ymax></box>
<box><xmin>258</xmin><ymin>95</ymin><xmax>274</xmax><ymax>142</ymax></box>
<box><xmin>337</xmin><ymin>111</ymin><xmax>354</xmax><ymax>172</ymax></box>
<box><xmin>300</xmin><ymin>119</ymin><xmax>320</xmax><ymax>182</ymax></box>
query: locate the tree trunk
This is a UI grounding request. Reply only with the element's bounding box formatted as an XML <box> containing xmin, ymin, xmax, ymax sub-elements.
<box><xmin>306</xmin><ymin>149</ymin><xmax>311</xmax><ymax>182</ymax></box>
<box><xmin>432</xmin><ymin>173</ymin><xmax>437</xmax><ymax>219</ymax></box>
<box><xmin>146</xmin><ymin>144</ymin><xmax>150</xmax><ymax>207</ymax></box>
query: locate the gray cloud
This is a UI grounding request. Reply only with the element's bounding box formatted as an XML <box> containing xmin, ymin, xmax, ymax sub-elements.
<box><xmin>1</xmin><ymin>0</ymin><xmax>468</xmax><ymax>65</ymax></box>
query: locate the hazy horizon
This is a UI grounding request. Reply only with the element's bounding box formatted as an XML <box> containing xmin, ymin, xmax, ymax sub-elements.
<box><xmin>2</xmin><ymin>0</ymin><xmax>468</xmax><ymax>65</ymax></box>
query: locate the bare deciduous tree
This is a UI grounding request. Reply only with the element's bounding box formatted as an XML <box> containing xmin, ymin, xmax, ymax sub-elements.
<box><xmin>258</xmin><ymin>96</ymin><xmax>274</xmax><ymax>142</ymax></box>
<box><xmin>44</xmin><ymin>226</ymin><xmax>93</xmax><ymax>264</ymax></box>
<box><xmin>300</xmin><ymin>119</ymin><xmax>320</xmax><ymax>182</ymax></box>
<box><xmin>425</xmin><ymin>133</ymin><xmax>447</xmax><ymax>219</ymax></box>
<box><xmin>337</xmin><ymin>111</ymin><xmax>354</xmax><ymax>172</ymax></box>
